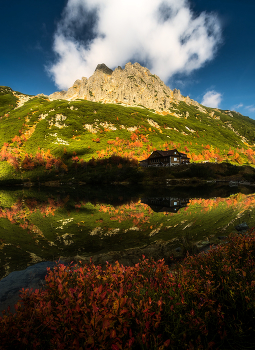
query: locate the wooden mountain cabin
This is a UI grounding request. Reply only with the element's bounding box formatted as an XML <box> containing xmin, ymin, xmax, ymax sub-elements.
<box><xmin>139</xmin><ymin>149</ymin><xmax>190</xmax><ymax>167</ymax></box>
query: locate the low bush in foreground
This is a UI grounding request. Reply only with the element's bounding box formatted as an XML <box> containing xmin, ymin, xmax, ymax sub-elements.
<box><xmin>0</xmin><ymin>231</ymin><xmax>255</xmax><ymax>349</ymax></box>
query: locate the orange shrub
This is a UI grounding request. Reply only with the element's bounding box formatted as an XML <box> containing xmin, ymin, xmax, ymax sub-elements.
<box><xmin>0</xmin><ymin>230</ymin><xmax>255</xmax><ymax>349</ymax></box>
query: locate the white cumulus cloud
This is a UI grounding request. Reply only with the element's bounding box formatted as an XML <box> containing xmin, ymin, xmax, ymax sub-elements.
<box><xmin>201</xmin><ymin>90</ymin><xmax>222</xmax><ymax>108</ymax></box>
<box><xmin>48</xmin><ymin>0</ymin><xmax>222</xmax><ymax>90</ymax></box>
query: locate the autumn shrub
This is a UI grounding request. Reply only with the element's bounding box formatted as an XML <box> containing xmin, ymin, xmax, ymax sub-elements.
<box><xmin>0</xmin><ymin>229</ymin><xmax>255</xmax><ymax>349</ymax></box>
<box><xmin>0</xmin><ymin>258</ymin><xmax>172</xmax><ymax>350</ymax></box>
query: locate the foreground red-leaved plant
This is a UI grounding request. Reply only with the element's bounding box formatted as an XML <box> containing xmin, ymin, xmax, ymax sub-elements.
<box><xmin>0</xmin><ymin>230</ymin><xmax>255</xmax><ymax>350</ymax></box>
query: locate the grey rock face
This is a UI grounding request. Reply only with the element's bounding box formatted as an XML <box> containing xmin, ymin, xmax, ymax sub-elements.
<box><xmin>0</xmin><ymin>260</ymin><xmax>67</xmax><ymax>315</ymax></box>
<box><xmin>95</xmin><ymin>63</ymin><xmax>113</xmax><ymax>75</ymax></box>
<box><xmin>235</xmin><ymin>222</ymin><xmax>249</xmax><ymax>232</ymax></box>
<box><xmin>49</xmin><ymin>62</ymin><xmax>203</xmax><ymax>113</ymax></box>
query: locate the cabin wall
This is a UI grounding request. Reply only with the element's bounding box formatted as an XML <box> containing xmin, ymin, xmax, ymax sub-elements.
<box><xmin>145</xmin><ymin>150</ymin><xmax>190</xmax><ymax>167</ymax></box>
<box><xmin>170</xmin><ymin>156</ymin><xmax>180</xmax><ymax>164</ymax></box>
<box><xmin>148</xmin><ymin>156</ymin><xmax>180</xmax><ymax>166</ymax></box>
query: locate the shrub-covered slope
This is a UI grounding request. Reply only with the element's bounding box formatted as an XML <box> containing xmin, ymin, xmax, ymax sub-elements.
<box><xmin>1</xmin><ymin>86</ymin><xmax>255</xmax><ymax>182</ymax></box>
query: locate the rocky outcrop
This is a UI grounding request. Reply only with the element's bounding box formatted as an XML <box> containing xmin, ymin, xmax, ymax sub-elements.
<box><xmin>49</xmin><ymin>62</ymin><xmax>205</xmax><ymax>114</ymax></box>
<box><xmin>60</xmin><ymin>236</ymin><xmax>223</xmax><ymax>272</ymax></box>
<box><xmin>61</xmin><ymin>239</ymin><xmax>181</xmax><ymax>271</ymax></box>
<box><xmin>13</xmin><ymin>92</ymin><xmax>33</xmax><ymax>109</ymax></box>
<box><xmin>0</xmin><ymin>261</ymin><xmax>67</xmax><ymax>314</ymax></box>
<box><xmin>95</xmin><ymin>63</ymin><xmax>113</xmax><ymax>75</ymax></box>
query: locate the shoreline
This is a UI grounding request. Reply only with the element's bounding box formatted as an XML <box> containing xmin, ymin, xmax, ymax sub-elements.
<box><xmin>0</xmin><ymin>230</ymin><xmax>245</xmax><ymax>315</ymax></box>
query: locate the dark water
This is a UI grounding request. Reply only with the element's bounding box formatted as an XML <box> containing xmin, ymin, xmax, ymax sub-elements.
<box><xmin>1</xmin><ymin>183</ymin><xmax>255</xmax><ymax>280</ymax></box>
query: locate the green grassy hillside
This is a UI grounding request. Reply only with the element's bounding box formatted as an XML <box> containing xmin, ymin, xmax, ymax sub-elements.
<box><xmin>1</xmin><ymin>86</ymin><xmax>255</xmax><ymax>183</ymax></box>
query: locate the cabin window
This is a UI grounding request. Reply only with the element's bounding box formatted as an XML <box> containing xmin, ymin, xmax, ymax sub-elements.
<box><xmin>174</xmin><ymin>157</ymin><xmax>178</xmax><ymax>161</ymax></box>
<box><xmin>174</xmin><ymin>202</ymin><xmax>178</xmax><ymax>206</ymax></box>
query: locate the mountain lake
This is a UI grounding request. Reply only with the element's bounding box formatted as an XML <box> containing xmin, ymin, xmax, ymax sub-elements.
<box><xmin>1</xmin><ymin>183</ymin><xmax>255</xmax><ymax>281</ymax></box>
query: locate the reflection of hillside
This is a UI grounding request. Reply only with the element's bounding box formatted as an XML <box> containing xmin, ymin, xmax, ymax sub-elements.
<box><xmin>141</xmin><ymin>197</ymin><xmax>190</xmax><ymax>213</ymax></box>
<box><xmin>143</xmin><ymin>184</ymin><xmax>255</xmax><ymax>199</ymax></box>
<box><xmin>1</xmin><ymin>183</ymin><xmax>254</xmax><ymax>209</ymax></box>
<box><xmin>1</xmin><ymin>187</ymin><xmax>255</xmax><ymax>282</ymax></box>
<box><xmin>0</xmin><ymin>197</ymin><xmax>67</xmax><ymax>228</ymax></box>
<box><xmin>30</xmin><ymin>185</ymin><xmax>140</xmax><ymax>207</ymax></box>
<box><xmin>188</xmin><ymin>193</ymin><xmax>255</xmax><ymax>213</ymax></box>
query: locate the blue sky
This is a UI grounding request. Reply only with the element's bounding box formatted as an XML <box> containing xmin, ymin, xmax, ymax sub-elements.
<box><xmin>0</xmin><ymin>0</ymin><xmax>254</xmax><ymax>118</ymax></box>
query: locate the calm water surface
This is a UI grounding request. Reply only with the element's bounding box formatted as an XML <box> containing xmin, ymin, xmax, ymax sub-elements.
<box><xmin>1</xmin><ymin>184</ymin><xmax>255</xmax><ymax>280</ymax></box>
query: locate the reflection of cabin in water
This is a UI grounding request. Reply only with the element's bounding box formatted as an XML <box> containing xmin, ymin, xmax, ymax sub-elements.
<box><xmin>139</xmin><ymin>149</ymin><xmax>190</xmax><ymax>167</ymax></box>
<box><xmin>141</xmin><ymin>197</ymin><xmax>190</xmax><ymax>213</ymax></box>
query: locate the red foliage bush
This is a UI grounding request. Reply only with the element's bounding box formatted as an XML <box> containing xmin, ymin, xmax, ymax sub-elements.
<box><xmin>0</xmin><ymin>231</ymin><xmax>255</xmax><ymax>349</ymax></box>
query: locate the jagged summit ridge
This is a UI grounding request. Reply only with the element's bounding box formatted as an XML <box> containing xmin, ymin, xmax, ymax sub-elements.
<box><xmin>49</xmin><ymin>62</ymin><xmax>205</xmax><ymax>114</ymax></box>
<box><xmin>95</xmin><ymin>63</ymin><xmax>113</xmax><ymax>75</ymax></box>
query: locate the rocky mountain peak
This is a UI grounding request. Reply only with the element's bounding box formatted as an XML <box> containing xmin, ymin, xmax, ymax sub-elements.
<box><xmin>49</xmin><ymin>62</ymin><xmax>206</xmax><ymax>114</ymax></box>
<box><xmin>95</xmin><ymin>63</ymin><xmax>113</xmax><ymax>75</ymax></box>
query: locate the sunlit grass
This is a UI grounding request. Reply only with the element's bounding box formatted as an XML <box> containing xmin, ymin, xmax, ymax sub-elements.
<box><xmin>1</xmin><ymin>91</ymin><xmax>255</xmax><ymax>184</ymax></box>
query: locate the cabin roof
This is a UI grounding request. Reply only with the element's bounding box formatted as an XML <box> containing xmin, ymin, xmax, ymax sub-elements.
<box><xmin>178</xmin><ymin>152</ymin><xmax>189</xmax><ymax>158</ymax></box>
<box><xmin>156</xmin><ymin>150</ymin><xmax>178</xmax><ymax>156</ymax></box>
<box><xmin>148</xmin><ymin>149</ymin><xmax>179</xmax><ymax>158</ymax></box>
<box><xmin>148</xmin><ymin>149</ymin><xmax>189</xmax><ymax>158</ymax></box>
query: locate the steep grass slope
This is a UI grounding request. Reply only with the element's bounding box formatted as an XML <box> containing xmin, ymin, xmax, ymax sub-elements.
<box><xmin>1</xmin><ymin>86</ymin><xmax>255</xmax><ymax>182</ymax></box>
